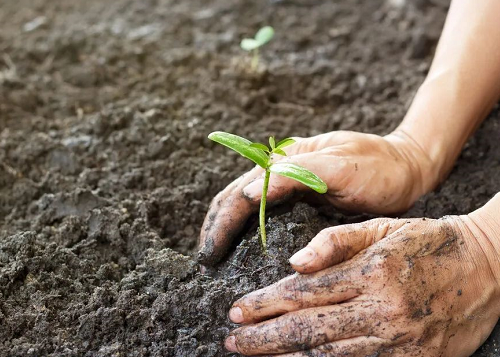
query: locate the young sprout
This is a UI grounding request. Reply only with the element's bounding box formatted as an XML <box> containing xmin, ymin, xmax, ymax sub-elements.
<box><xmin>240</xmin><ymin>26</ymin><xmax>275</xmax><ymax>71</ymax></box>
<box><xmin>208</xmin><ymin>131</ymin><xmax>327</xmax><ymax>252</ymax></box>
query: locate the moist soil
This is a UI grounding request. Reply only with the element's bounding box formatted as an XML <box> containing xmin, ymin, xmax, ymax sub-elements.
<box><xmin>1</xmin><ymin>0</ymin><xmax>500</xmax><ymax>356</ymax></box>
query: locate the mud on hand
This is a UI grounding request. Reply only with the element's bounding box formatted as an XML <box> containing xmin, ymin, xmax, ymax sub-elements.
<box><xmin>224</xmin><ymin>215</ymin><xmax>500</xmax><ymax>357</ymax></box>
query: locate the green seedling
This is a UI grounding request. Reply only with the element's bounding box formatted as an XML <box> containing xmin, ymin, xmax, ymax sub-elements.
<box><xmin>240</xmin><ymin>26</ymin><xmax>275</xmax><ymax>71</ymax></box>
<box><xmin>208</xmin><ymin>131</ymin><xmax>327</xmax><ymax>252</ymax></box>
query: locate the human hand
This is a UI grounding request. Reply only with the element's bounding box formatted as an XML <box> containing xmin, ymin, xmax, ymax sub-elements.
<box><xmin>198</xmin><ymin>130</ymin><xmax>439</xmax><ymax>265</ymax></box>
<box><xmin>224</xmin><ymin>195</ymin><xmax>500</xmax><ymax>356</ymax></box>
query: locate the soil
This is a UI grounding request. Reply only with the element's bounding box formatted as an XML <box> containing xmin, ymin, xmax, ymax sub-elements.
<box><xmin>1</xmin><ymin>0</ymin><xmax>499</xmax><ymax>356</ymax></box>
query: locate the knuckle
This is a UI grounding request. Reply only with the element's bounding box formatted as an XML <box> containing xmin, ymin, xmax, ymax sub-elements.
<box><xmin>324</xmin><ymin>227</ymin><xmax>352</xmax><ymax>261</ymax></box>
<box><xmin>319</xmin><ymin>224</ymin><xmax>354</xmax><ymax>245</ymax></box>
<box><xmin>316</xmin><ymin>227</ymin><xmax>339</xmax><ymax>248</ymax></box>
<box><xmin>314</xmin><ymin>225</ymin><xmax>362</xmax><ymax>262</ymax></box>
<box><xmin>287</xmin><ymin>314</ymin><xmax>314</xmax><ymax>342</ymax></box>
<box><xmin>278</xmin><ymin>277</ymin><xmax>300</xmax><ymax>301</ymax></box>
<box><xmin>345</xmin><ymin>140</ymin><xmax>364</xmax><ymax>153</ymax></box>
<box><xmin>277</xmin><ymin>276</ymin><xmax>310</xmax><ymax>306</ymax></box>
<box><xmin>294</xmin><ymin>137</ymin><xmax>316</xmax><ymax>153</ymax></box>
<box><xmin>369</xmin><ymin>218</ymin><xmax>395</xmax><ymax>242</ymax></box>
<box><xmin>274</xmin><ymin>313</ymin><xmax>315</xmax><ymax>348</ymax></box>
<box><xmin>232</xmin><ymin>329</ymin><xmax>255</xmax><ymax>352</ymax></box>
<box><xmin>322</xmin><ymin>146</ymin><xmax>346</xmax><ymax>157</ymax></box>
<box><xmin>370</xmin><ymin>217</ymin><xmax>394</xmax><ymax>228</ymax></box>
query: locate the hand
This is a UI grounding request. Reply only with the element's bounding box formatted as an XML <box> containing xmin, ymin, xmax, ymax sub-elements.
<box><xmin>224</xmin><ymin>195</ymin><xmax>500</xmax><ymax>356</ymax></box>
<box><xmin>198</xmin><ymin>130</ymin><xmax>439</xmax><ymax>265</ymax></box>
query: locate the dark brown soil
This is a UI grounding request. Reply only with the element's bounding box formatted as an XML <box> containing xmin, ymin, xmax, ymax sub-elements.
<box><xmin>1</xmin><ymin>0</ymin><xmax>499</xmax><ymax>356</ymax></box>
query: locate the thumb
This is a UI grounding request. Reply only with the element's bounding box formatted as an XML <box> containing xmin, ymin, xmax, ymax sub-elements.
<box><xmin>289</xmin><ymin>218</ymin><xmax>406</xmax><ymax>274</ymax></box>
<box><xmin>242</xmin><ymin>153</ymin><xmax>327</xmax><ymax>204</ymax></box>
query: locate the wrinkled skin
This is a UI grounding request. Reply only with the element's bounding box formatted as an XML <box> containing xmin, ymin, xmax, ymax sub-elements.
<box><xmin>198</xmin><ymin>131</ymin><xmax>438</xmax><ymax>265</ymax></box>
<box><xmin>225</xmin><ymin>216</ymin><xmax>500</xmax><ymax>356</ymax></box>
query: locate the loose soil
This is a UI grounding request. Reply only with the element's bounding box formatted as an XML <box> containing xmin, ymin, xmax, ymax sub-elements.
<box><xmin>1</xmin><ymin>0</ymin><xmax>499</xmax><ymax>356</ymax></box>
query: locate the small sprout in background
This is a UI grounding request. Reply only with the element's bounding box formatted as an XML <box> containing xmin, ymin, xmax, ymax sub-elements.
<box><xmin>208</xmin><ymin>131</ymin><xmax>327</xmax><ymax>252</ymax></box>
<box><xmin>240</xmin><ymin>26</ymin><xmax>275</xmax><ymax>71</ymax></box>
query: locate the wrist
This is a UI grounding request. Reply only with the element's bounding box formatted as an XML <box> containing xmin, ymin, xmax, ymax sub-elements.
<box><xmin>396</xmin><ymin>78</ymin><xmax>468</xmax><ymax>184</ymax></box>
<box><xmin>465</xmin><ymin>193</ymin><xmax>500</xmax><ymax>286</ymax></box>
<box><xmin>393</xmin><ymin>69</ymin><xmax>496</xmax><ymax>187</ymax></box>
<box><xmin>384</xmin><ymin>130</ymin><xmax>440</xmax><ymax>202</ymax></box>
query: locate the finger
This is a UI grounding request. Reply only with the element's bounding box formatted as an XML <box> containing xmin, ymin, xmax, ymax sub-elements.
<box><xmin>290</xmin><ymin>218</ymin><xmax>408</xmax><ymax>274</ymax></box>
<box><xmin>243</xmin><ymin>146</ymin><xmax>364</xmax><ymax>206</ymax></box>
<box><xmin>266</xmin><ymin>336</ymin><xmax>391</xmax><ymax>357</ymax></box>
<box><xmin>287</xmin><ymin>131</ymin><xmax>361</xmax><ymax>154</ymax></box>
<box><xmin>229</xmin><ymin>259</ymin><xmax>366</xmax><ymax>323</ymax></box>
<box><xmin>242</xmin><ymin>151</ymin><xmax>334</xmax><ymax>203</ymax></box>
<box><xmin>225</xmin><ymin>302</ymin><xmax>381</xmax><ymax>355</ymax></box>
<box><xmin>197</xmin><ymin>167</ymin><xmax>263</xmax><ymax>265</ymax></box>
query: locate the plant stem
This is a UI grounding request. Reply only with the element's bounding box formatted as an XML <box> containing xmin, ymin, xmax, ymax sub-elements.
<box><xmin>251</xmin><ymin>48</ymin><xmax>259</xmax><ymax>71</ymax></box>
<box><xmin>259</xmin><ymin>169</ymin><xmax>271</xmax><ymax>252</ymax></box>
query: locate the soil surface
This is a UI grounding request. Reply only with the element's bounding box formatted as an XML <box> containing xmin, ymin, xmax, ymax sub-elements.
<box><xmin>1</xmin><ymin>0</ymin><xmax>500</xmax><ymax>356</ymax></box>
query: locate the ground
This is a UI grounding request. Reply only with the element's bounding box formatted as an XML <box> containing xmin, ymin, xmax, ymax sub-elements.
<box><xmin>0</xmin><ymin>0</ymin><xmax>499</xmax><ymax>356</ymax></box>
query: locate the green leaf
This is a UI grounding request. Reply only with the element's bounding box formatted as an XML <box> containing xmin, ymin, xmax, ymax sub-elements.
<box><xmin>270</xmin><ymin>162</ymin><xmax>327</xmax><ymax>193</ymax></box>
<box><xmin>273</xmin><ymin>148</ymin><xmax>287</xmax><ymax>156</ymax></box>
<box><xmin>269</xmin><ymin>136</ymin><xmax>275</xmax><ymax>149</ymax></box>
<box><xmin>276</xmin><ymin>138</ymin><xmax>295</xmax><ymax>149</ymax></box>
<box><xmin>240</xmin><ymin>38</ymin><xmax>260</xmax><ymax>51</ymax></box>
<box><xmin>250</xmin><ymin>143</ymin><xmax>270</xmax><ymax>152</ymax></box>
<box><xmin>208</xmin><ymin>132</ymin><xmax>269</xmax><ymax>169</ymax></box>
<box><xmin>255</xmin><ymin>26</ymin><xmax>274</xmax><ymax>46</ymax></box>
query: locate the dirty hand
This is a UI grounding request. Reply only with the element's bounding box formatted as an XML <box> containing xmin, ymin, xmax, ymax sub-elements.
<box><xmin>225</xmin><ymin>194</ymin><xmax>500</xmax><ymax>357</ymax></box>
<box><xmin>198</xmin><ymin>130</ymin><xmax>439</xmax><ymax>265</ymax></box>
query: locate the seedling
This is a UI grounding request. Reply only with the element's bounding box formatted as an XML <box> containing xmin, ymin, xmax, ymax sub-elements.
<box><xmin>208</xmin><ymin>131</ymin><xmax>327</xmax><ymax>252</ymax></box>
<box><xmin>240</xmin><ymin>26</ymin><xmax>275</xmax><ymax>71</ymax></box>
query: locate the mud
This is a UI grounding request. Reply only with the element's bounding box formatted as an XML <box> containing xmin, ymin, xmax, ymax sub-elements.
<box><xmin>1</xmin><ymin>0</ymin><xmax>500</xmax><ymax>356</ymax></box>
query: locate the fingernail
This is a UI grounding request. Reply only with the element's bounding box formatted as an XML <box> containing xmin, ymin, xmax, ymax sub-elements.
<box><xmin>224</xmin><ymin>335</ymin><xmax>238</xmax><ymax>352</ymax></box>
<box><xmin>229</xmin><ymin>307</ymin><xmax>244</xmax><ymax>323</ymax></box>
<box><xmin>243</xmin><ymin>178</ymin><xmax>264</xmax><ymax>199</ymax></box>
<box><xmin>289</xmin><ymin>247</ymin><xmax>316</xmax><ymax>267</ymax></box>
